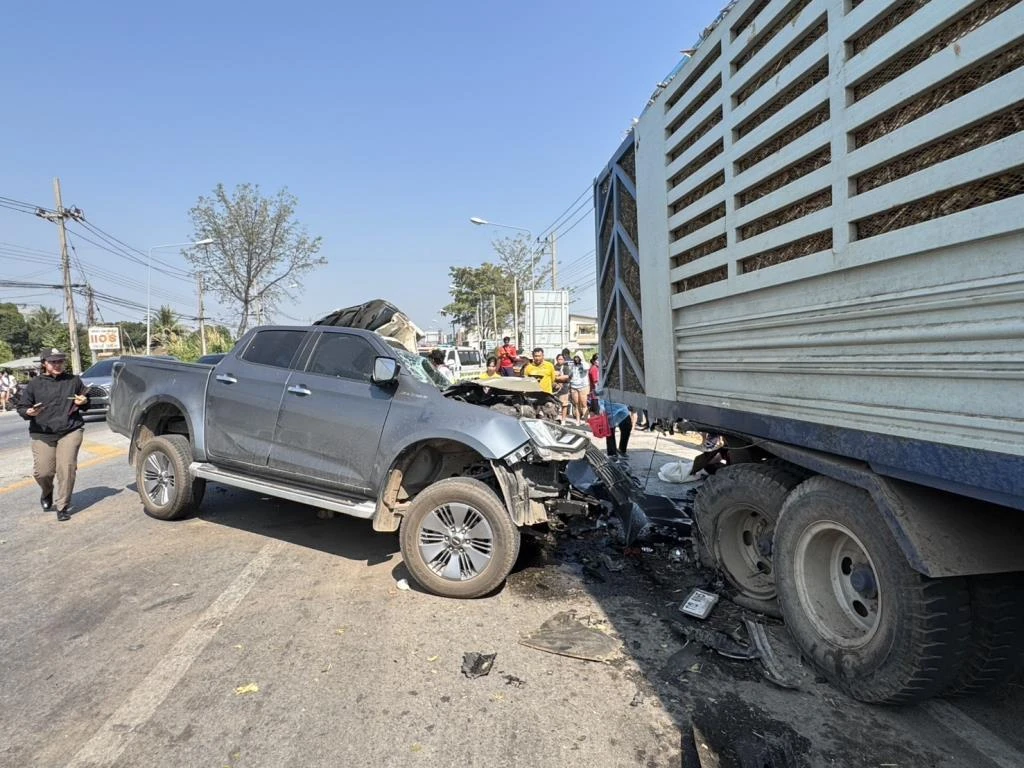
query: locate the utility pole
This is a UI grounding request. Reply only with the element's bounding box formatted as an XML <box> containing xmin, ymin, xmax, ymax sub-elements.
<box><xmin>197</xmin><ymin>272</ymin><xmax>208</xmax><ymax>356</ymax></box>
<box><xmin>36</xmin><ymin>178</ymin><xmax>84</xmax><ymax>373</ymax></box>
<box><xmin>512</xmin><ymin>273</ymin><xmax>519</xmax><ymax>348</ymax></box>
<box><xmin>491</xmin><ymin>294</ymin><xmax>497</xmax><ymax>340</ymax></box>
<box><xmin>85</xmin><ymin>285</ymin><xmax>97</xmax><ymax>326</ymax></box>
<box><xmin>550</xmin><ymin>232</ymin><xmax>558</xmax><ymax>289</ymax></box>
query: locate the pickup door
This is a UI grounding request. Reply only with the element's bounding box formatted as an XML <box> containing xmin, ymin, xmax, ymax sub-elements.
<box><xmin>268</xmin><ymin>330</ymin><xmax>393</xmax><ymax>494</ymax></box>
<box><xmin>205</xmin><ymin>329</ymin><xmax>310</xmax><ymax>468</ymax></box>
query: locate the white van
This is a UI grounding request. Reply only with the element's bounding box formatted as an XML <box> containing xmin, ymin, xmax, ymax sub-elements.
<box><xmin>442</xmin><ymin>346</ymin><xmax>485</xmax><ymax>380</ymax></box>
<box><xmin>421</xmin><ymin>346</ymin><xmax>486</xmax><ymax>380</ymax></box>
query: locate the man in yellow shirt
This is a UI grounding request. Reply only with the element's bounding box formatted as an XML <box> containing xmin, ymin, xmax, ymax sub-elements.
<box><xmin>521</xmin><ymin>347</ymin><xmax>556</xmax><ymax>394</ymax></box>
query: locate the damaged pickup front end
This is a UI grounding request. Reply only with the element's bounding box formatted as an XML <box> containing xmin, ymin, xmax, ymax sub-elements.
<box><xmin>445</xmin><ymin>377</ymin><xmax>653</xmax><ymax>542</ymax></box>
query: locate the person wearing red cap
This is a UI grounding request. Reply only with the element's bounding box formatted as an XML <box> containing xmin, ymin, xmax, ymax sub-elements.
<box><xmin>15</xmin><ymin>349</ymin><xmax>89</xmax><ymax>521</ymax></box>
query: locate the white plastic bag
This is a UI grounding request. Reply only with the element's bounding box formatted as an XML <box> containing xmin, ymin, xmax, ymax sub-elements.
<box><xmin>657</xmin><ymin>459</ymin><xmax>695</xmax><ymax>483</ymax></box>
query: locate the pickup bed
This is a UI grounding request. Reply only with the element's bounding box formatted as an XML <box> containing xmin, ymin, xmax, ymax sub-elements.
<box><xmin>108</xmin><ymin>323</ymin><xmax>631</xmax><ymax>598</ymax></box>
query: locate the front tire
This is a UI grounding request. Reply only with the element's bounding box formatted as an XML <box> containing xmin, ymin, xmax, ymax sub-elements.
<box><xmin>136</xmin><ymin>434</ymin><xmax>204</xmax><ymax>521</ymax></box>
<box><xmin>399</xmin><ymin>477</ymin><xmax>520</xmax><ymax>598</ymax></box>
<box><xmin>774</xmin><ymin>476</ymin><xmax>971</xmax><ymax>704</ymax></box>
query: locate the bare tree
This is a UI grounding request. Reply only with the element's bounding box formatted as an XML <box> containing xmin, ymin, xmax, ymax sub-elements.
<box><xmin>186</xmin><ymin>183</ymin><xmax>326</xmax><ymax>335</ymax></box>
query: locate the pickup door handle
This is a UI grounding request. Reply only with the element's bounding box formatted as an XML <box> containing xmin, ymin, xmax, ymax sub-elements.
<box><xmin>215</xmin><ymin>374</ymin><xmax>238</xmax><ymax>384</ymax></box>
<box><xmin>287</xmin><ymin>385</ymin><xmax>312</xmax><ymax>397</ymax></box>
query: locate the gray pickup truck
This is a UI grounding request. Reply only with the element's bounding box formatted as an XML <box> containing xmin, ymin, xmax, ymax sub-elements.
<box><xmin>108</xmin><ymin>323</ymin><xmax>632</xmax><ymax>598</ymax></box>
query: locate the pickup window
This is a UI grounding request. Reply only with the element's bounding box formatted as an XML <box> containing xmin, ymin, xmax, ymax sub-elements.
<box><xmin>241</xmin><ymin>330</ymin><xmax>307</xmax><ymax>368</ymax></box>
<box><xmin>307</xmin><ymin>333</ymin><xmax>375</xmax><ymax>381</ymax></box>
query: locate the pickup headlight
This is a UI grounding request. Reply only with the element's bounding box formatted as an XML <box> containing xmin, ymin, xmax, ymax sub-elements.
<box><xmin>520</xmin><ymin>419</ymin><xmax>588</xmax><ymax>452</ymax></box>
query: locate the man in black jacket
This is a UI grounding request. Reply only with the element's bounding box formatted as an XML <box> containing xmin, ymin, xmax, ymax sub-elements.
<box><xmin>15</xmin><ymin>349</ymin><xmax>89</xmax><ymax>521</ymax></box>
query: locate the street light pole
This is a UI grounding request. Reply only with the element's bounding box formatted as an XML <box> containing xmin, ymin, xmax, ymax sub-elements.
<box><xmin>469</xmin><ymin>216</ymin><xmax>540</xmax><ymax>352</ymax></box>
<box><xmin>147</xmin><ymin>239</ymin><xmax>214</xmax><ymax>356</ymax></box>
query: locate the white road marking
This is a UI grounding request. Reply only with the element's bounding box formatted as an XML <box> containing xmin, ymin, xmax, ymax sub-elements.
<box><xmin>924</xmin><ymin>700</ymin><xmax>1024</xmax><ymax>768</ymax></box>
<box><xmin>66</xmin><ymin>540</ymin><xmax>283</xmax><ymax>768</ymax></box>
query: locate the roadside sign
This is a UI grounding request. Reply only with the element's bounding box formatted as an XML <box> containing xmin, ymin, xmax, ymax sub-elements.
<box><xmin>88</xmin><ymin>326</ymin><xmax>121</xmax><ymax>351</ymax></box>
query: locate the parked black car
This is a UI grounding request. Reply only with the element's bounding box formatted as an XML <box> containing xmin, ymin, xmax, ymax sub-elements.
<box><xmin>80</xmin><ymin>355</ymin><xmax>176</xmax><ymax>416</ymax></box>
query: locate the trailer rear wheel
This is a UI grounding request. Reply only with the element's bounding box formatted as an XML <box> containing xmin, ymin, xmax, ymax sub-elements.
<box><xmin>945</xmin><ymin>573</ymin><xmax>1024</xmax><ymax>696</ymax></box>
<box><xmin>694</xmin><ymin>463</ymin><xmax>802</xmax><ymax>601</ymax></box>
<box><xmin>774</xmin><ymin>477</ymin><xmax>971</xmax><ymax>704</ymax></box>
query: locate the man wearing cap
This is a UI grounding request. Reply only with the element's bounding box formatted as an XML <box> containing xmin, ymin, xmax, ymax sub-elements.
<box><xmin>15</xmin><ymin>349</ymin><xmax>89</xmax><ymax>521</ymax></box>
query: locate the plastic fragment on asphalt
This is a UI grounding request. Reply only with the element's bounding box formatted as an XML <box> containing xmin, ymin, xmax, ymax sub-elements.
<box><xmin>680</xmin><ymin>588</ymin><xmax>719</xmax><ymax>619</ymax></box>
<box><xmin>462</xmin><ymin>652</ymin><xmax>496</xmax><ymax>678</ymax></box>
<box><xmin>234</xmin><ymin>683</ymin><xmax>259</xmax><ymax>695</ymax></box>
<box><xmin>601</xmin><ymin>553</ymin><xmax>625</xmax><ymax>572</ymax></box>
<box><xmin>745</xmin><ymin>619</ymin><xmax>801</xmax><ymax>690</ymax></box>
<box><xmin>427</xmin><ymin>655</ymin><xmax>439</xmax><ymax>662</ymax></box>
<box><xmin>519</xmin><ymin>610</ymin><xmax>621</xmax><ymax>662</ymax></box>
<box><xmin>396</xmin><ymin>578</ymin><xmax>410</xmax><ymax>591</ymax></box>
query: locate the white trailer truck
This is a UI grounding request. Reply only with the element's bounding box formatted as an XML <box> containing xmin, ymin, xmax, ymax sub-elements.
<box><xmin>595</xmin><ymin>0</ymin><xmax>1024</xmax><ymax>703</ymax></box>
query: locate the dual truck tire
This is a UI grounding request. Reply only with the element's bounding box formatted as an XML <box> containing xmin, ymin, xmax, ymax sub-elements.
<box><xmin>696</xmin><ymin>465</ymin><xmax>1024</xmax><ymax>703</ymax></box>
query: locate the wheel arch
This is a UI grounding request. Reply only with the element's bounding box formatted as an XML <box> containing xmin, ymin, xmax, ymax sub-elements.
<box><xmin>372</xmin><ymin>438</ymin><xmax>516</xmax><ymax>532</ymax></box>
<box><xmin>129</xmin><ymin>398</ymin><xmax>197</xmax><ymax>464</ymax></box>
<box><xmin>762</xmin><ymin>441</ymin><xmax>1024</xmax><ymax>578</ymax></box>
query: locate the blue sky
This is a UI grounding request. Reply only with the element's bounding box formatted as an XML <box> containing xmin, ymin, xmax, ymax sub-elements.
<box><xmin>0</xmin><ymin>0</ymin><xmax>725</xmax><ymax>335</ymax></box>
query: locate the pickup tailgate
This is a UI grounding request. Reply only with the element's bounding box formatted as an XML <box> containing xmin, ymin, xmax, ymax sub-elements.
<box><xmin>108</xmin><ymin>358</ymin><xmax>215</xmax><ymax>440</ymax></box>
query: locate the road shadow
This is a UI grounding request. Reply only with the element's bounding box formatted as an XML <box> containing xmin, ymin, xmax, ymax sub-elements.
<box><xmin>69</xmin><ymin>485</ymin><xmax>124</xmax><ymax>516</ymax></box>
<box><xmin>195</xmin><ymin>483</ymin><xmax>399</xmax><ymax>568</ymax></box>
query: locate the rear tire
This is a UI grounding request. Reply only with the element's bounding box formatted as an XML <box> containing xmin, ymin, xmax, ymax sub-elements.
<box><xmin>774</xmin><ymin>476</ymin><xmax>971</xmax><ymax>704</ymax></box>
<box><xmin>945</xmin><ymin>573</ymin><xmax>1024</xmax><ymax>696</ymax></box>
<box><xmin>136</xmin><ymin>434</ymin><xmax>204</xmax><ymax>521</ymax></box>
<box><xmin>399</xmin><ymin>477</ymin><xmax>519</xmax><ymax>599</ymax></box>
<box><xmin>694</xmin><ymin>463</ymin><xmax>803</xmax><ymax>601</ymax></box>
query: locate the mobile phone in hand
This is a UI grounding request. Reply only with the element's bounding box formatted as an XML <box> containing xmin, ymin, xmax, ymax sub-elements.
<box><xmin>32</xmin><ymin>402</ymin><xmax>43</xmax><ymax>408</ymax></box>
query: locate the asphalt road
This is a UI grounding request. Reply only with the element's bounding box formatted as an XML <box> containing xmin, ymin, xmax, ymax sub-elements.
<box><xmin>1</xmin><ymin>415</ymin><xmax>1022</xmax><ymax>768</ymax></box>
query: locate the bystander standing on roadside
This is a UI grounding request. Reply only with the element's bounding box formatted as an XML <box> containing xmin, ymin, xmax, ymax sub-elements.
<box><xmin>568</xmin><ymin>354</ymin><xmax>589</xmax><ymax>423</ymax></box>
<box><xmin>480</xmin><ymin>356</ymin><xmax>501</xmax><ymax>379</ymax></box>
<box><xmin>587</xmin><ymin>354</ymin><xmax>601</xmax><ymax>412</ymax></box>
<box><xmin>15</xmin><ymin>349</ymin><xmax>89</xmax><ymax>521</ymax></box>
<box><xmin>428</xmin><ymin>349</ymin><xmax>454</xmax><ymax>385</ymax></box>
<box><xmin>0</xmin><ymin>369</ymin><xmax>14</xmax><ymax>412</ymax></box>
<box><xmin>553</xmin><ymin>354</ymin><xmax>572</xmax><ymax>423</ymax></box>
<box><xmin>498</xmin><ymin>336</ymin><xmax>518</xmax><ymax>377</ymax></box>
<box><xmin>521</xmin><ymin>347</ymin><xmax>556</xmax><ymax>394</ymax></box>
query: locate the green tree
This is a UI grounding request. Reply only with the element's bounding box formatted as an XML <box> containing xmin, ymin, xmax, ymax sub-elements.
<box><xmin>0</xmin><ymin>303</ymin><xmax>31</xmax><ymax>356</ymax></box>
<box><xmin>0</xmin><ymin>339</ymin><xmax>13</xmax><ymax>364</ymax></box>
<box><xmin>26</xmin><ymin>306</ymin><xmax>63</xmax><ymax>352</ymax></box>
<box><xmin>117</xmin><ymin>321</ymin><xmax>148</xmax><ymax>354</ymax></box>
<box><xmin>152</xmin><ymin>305</ymin><xmax>183</xmax><ymax>350</ymax></box>
<box><xmin>185</xmin><ymin>183</ymin><xmax>325</xmax><ymax>336</ymax></box>
<box><xmin>444</xmin><ymin>235</ymin><xmax>549</xmax><ymax>341</ymax></box>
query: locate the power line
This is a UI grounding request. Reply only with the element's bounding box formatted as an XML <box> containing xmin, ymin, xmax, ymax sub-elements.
<box><xmin>537</xmin><ymin>184</ymin><xmax>592</xmax><ymax>240</ymax></box>
<box><xmin>553</xmin><ymin>205</ymin><xmax>593</xmax><ymax>239</ymax></box>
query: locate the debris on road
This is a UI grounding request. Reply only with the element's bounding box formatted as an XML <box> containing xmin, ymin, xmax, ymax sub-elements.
<box><xmin>461</xmin><ymin>652</ymin><xmax>496</xmax><ymax>678</ymax></box>
<box><xmin>601</xmin><ymin>553</ymin><xmax>624</xmax><ymax>572</ymax></box>
<box><xmin>503</xmin><ymin>674</ymin><xmax>525</xmax><ymax>687</ymax></box>
<box><xmin>395</xmin><ymin>578</ymin><xmax>411</xmax><ymax>591</ymax></box>
<box><xmin>671</xmin><ymin>622</ymin><xmax>758</xmax><ymax>661</ymax></box>
<box><xmin>658</xmin><ymin>459</ymin><xmax>695</xmax><ymax>483</ymax></box>
<box><xmin>745</xmin><ymin>619</ymin><xmax>802</xmax><ymax>691</ymax></box>
<box><xmin>234</xmin><ymin>683</ymin><xmax>259</xmax><ymax>695</ymax></box>
<box><xmin>680</xmin><ymin>588</ymin><xmax>719</xmax><ymax>619</ymax></box>
<box><xmin>519</xmin><ymin>610</ymin><xmax>620</xmax><ymax>662</ymax></box>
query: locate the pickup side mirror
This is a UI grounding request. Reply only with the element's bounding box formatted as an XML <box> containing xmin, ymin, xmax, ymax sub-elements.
<box><xmin>372</xmin><ymin>356</ymin><xmax>399</xmax><ymax>385</ymax></box>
